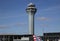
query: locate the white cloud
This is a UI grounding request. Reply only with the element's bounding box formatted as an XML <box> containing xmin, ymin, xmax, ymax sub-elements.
<box><xmin>0</xmin><ymin>25</ymin><xmax>8</xmax><ymax>29</ymax></box>
<box><xmin>40</xmin><ymin>24</ymin><xmax>48</xmax><ymax>27</ymax></box>
<box><xmin>0</xmin><ymin>22</ymin><xmax>26</xmax><ymax>29</ymax></box>
<box><xmin>0</xmin><ymin>15</ymin><xmax>21</xmax><ymax>19</ymax></box>
<box><xmin>40</xmin><ymin>5</ymin><xmax>60</xmax><ymax>12</ymax></box>
<box><xmin>37</xmin><ymin>17</ymin><xmax>49</xmax><ymax>21</ymax></box>
<box><xmin>0</xmin><ymin>16</ymin><xmax>19</xmax><ymax>19</ymax></box>
<box><xmin>0</xmin><ymin>33</ymin><xmax>19</xmax><ymax>35</ymax></box>
<box><xmin>13</xmin><ymin>22</ymin><xmax>26</xmax><ymax>26</ymax></box>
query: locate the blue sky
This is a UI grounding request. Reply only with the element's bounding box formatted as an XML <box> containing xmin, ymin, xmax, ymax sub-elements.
<box><xmin>0</xmin><ymin>0</ymin><xmax>60</xmax><ymax>36</ymax></box>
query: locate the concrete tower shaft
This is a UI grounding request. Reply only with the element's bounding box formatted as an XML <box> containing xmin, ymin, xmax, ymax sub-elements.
<box><xmin>26</xmin><ymin>3</ymin><xmax>37</xmax><ymax>35</ymax></box>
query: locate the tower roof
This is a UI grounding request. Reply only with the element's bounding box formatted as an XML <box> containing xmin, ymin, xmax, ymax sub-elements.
<box><xmin>28</xmin><ymin>3</ymin><xmax>35</xmax><ymax>7</ymax></box>
<box><xmin>28</xmin><ymin>3</ymin><xmax>34</xmax><ymax>6</ymax></box>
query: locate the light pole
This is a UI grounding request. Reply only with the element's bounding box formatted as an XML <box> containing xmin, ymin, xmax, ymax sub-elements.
<box><xmin>26</xmin><ymin>3</ymin><xmax>37</xmax><ymax>35</ymax></box>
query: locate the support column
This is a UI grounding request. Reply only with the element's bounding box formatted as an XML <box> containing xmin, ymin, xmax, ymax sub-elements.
<box><xmin>17</xmin><ymin>36</ymin><xmax>18</xmax><ymax>39</ymax></box>
<box><xmin>13</xmin><ymin>36</ymin><xmax>14</xmax><ymax>41</ymax></box>
<box><xmin>2</xmin><ymin>36</ymin><xmax>5</xmax><ymax>41</ymax></box>
<box><xmin>8</xmin><ymin>36</ymin><xmax>10</xmax><ymax>41</ymax></box>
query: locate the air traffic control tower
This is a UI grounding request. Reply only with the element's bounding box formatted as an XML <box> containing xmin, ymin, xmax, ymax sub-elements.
<box><xmin>26</xmin><ymin>3</ymin><xmax>37</xmax><ymax>35</ymax></box>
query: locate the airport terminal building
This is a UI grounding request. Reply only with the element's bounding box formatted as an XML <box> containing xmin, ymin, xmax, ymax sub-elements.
<box><xmin>0</xmin><ymin>34</ymin><xmax>33</xmax><ymax>41</ymax></box>
<box><xmin>0</xmin><ymin>32</ymin><xmax>60</xmax><ymax>41</ymax></box>
<box><xmin>43</xmin><ymin>32</ymin><xmax>60</xmax><ymax>41</ymax></box>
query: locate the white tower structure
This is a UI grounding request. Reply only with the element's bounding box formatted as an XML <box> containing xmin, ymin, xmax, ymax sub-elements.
<box><xmin>26</xmin><ymin>3</ymin><xmax>37</xmax><ymax>35</ymax></box>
